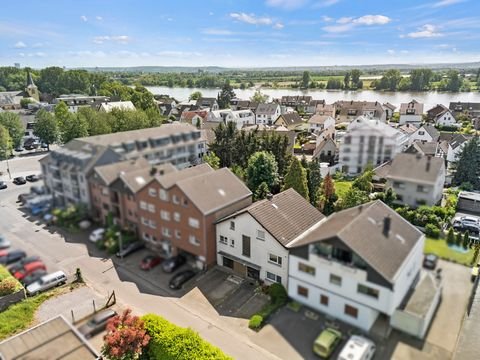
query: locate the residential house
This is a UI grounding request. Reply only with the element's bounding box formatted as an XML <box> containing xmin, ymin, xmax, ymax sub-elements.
<box><xmin>234</xmin><ymin>100</ymin><xmax>258</xmax><ymax>112</ymax></box>
<box><xmin>315</xmin><ymin>103</ymin><xmax>336</xmax><ymax>118</ymax></box>
<box><xmin>449</xmin><ymin>102</ymin><xmax>480</xmax><ymax>119</ymax></box>
<box><xmin>40</xmin><ymin>123</ymin><xmax>206</xmax><ymax>207</ymax></box>
<box><xmin>196</xmin><ymin>97</ymin><xmax>219</xmax><ymax>111</ymax></box>
<box><xmin>274</xmin><ymin>112</ymin><xmax>304</xmax><ymax>130</ymax></box>
<box><xmin>443</xmin><ymin>133</ymin><xmax>471</xmax><ymax>164</ymax></box>
<box><xmin>216</xmin><ymin>189</ymin><xmax>324</xmax><ymax>288</ymax></box>
<box><xmin>98</xmin><ymin>101</ymin><xmax>136</xmax><ymax>112</ymax></box>
<box><xmin>382</xmin><ymin>103</ymin><xmax>396</xmax><ymax>120</ymax></box>
<box><xmin>287</xmin><ymin>201</ymin><xmax>426</xmax><ymax>332</ymax></box>
<box><xmin>53</xmin><ymin>95</ymin><xmax>110</xmax><ymax>113</ymax></box>
<box><xmin>405</xmin><ymin>142</ymin><xmax>438</xmax><ymax>157</ymax></box>
<box><xmin>313</xmin><ymin>136</ymin><xmax>337</xmax><ymax>164</ymax></box>
<box><xmin>255</xmin><ymin>103</ymin><xmax>281</xmax><ymax>125</ymax></box>
<box><xmin>398</xmin><ymin>123</ymin><xmax>418</xmax><ymax>138</ymax></box>
<box><xmin>136</xmin><ymin>165</ymin><xmax>252</xmax><ymax>268</ymax></box>
<box><xmin>339</xmin><ymin>116</ymin><xmax>408</xmax><ymax>175</ymax></box>
<box><xmin>308</xmin><ymin>115</ymin><xmax>335</xmax><ymax>136</ymax></box>
<box><xmin>426</xmin><ymin>104</ymin><xmax>448</xmax><ymax>122</ymax></box>
<box><xmin>180</xmin><ymin>110</ymin><xmax>209</xmax><ymax>127</ymax></box>
<box><xmin>433</xmin><ymin>108</ymin><xmax>458</xmax><ymax>127</ymax></box>
<box><xmin>280</xmin><ymin>96</ymin><xmax>312</xmax><ymax>109</ymax></box>
<box><xmin>207</xmin><ymin>109</ymin><xmax>255</xmax><ymax>129</ymax></box>
<box><xmin>399</xmin><ymin>100</ymin><xmax>423</xmax><ymax>126</ymax></box>
<box><xmin>386</xmin><ymin>153</ymin><xmax>445</xmax><ymax>207</ymax></box>
<box><xmin>335</xmin><ymin>101</ymin><xmax>386</xmax><ymax>123</ymax></box>
<box><xmin>408</xmin><ymin>124</ymin><xmax>440</xmax><ymax>145</ymax></box>
<box><xmin>306</xmin><ymin>100</ymin><xmax>326</xmax><ymax>115</ymax></box>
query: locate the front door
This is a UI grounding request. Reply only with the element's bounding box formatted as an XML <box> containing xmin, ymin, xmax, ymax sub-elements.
<box><xmin>247</xmin><ymin>266</ymin><xmax>260</xmax><ymax>280</ymax></box>
<box><xmin>233</xmin><ymin>260</ymin><xmax>247</xmax><ymax>276</ymax></box>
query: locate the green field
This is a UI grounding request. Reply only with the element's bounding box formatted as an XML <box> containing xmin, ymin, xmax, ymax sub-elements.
<box><xmin>424</xmin><ymin>237</ymin><xmax>475</xmax><ymax>266</ymax></box>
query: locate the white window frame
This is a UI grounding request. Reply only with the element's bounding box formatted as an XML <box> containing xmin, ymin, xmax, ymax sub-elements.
<box><xmin>139</xmin><ymin>201</ymin><xmax>147</xmax><ymax>210</ymax></box>
<box><xmin>173</xmin><ymin>212</ymin><xmax>181</xmax><ymax>222</ymax></box>
<box><xmin>149</xmin><ymin>219</ymin><xmax>156</xmax><ymax>229</ymax></box>
<box><xmin>173</xmin><ymin>195</ymin><xmax>180</xmax><ymax>204</ymax></box>
<box><xmin>159</xmin><ymin>189</ymin><xmax>168</xmax><ymax>201</ymax></box>
<box><xmin>162</xmin><ymin>227</ymin><xmax>171</xmax><ymax>237</ymax></box>
<box><xmin>189</xmin><ymin>235</ymin><xmax>200</xmax><ymax>246</ymax></box>
<box><xmin>160</xmin><ymin>210</ymin><xmax>171</xmax><ymax>221</ymax></box>
<box><xmin>141</xmin><ymin>217</ymin><xmax>148</xmax><ymax>226</ymax></box>
<box><xmin>175</xmin><ymin>230</ymin><xmax>181</xmax><ymax>239</ymax></box>
<box><xmin>219</xmin><ymin>235</ymin><xmax>228</xmax><ymax>245</ymax></box>
<box><xmin>257</xmin><ymin>229</ymin><xmax>265</xmax><ymax>241</ymax></box>
<box><xmin>148</xmin><ymin>188</ymin><xmax>157</xmax><ymax>197</ymax></box>
<box><xmin>188</xmin><ymin>217</ymin><xmax>200</xmax><ymax>229</ymax></box>
<box><xmin>268</xmin><ymin>253</ymin><xmax>282</xmax><ymax>266</ymax></box>
<box><xmin>147</xmin><ymin>203</ymin><xmax>155</xmax><ymax>213</ymax></box>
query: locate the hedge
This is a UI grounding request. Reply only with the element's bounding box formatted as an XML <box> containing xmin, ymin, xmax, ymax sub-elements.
<box><xmin>0</xmin><ymin>266</ymin><xmax>23</xmax><ymax>296</ymax></box>
<box><xmin>141</xmin><ymin>314</ymin><xmax>232</xmax><ymax>360</ymax></box>
<box><xmin>249</xmin><ymin>315</ymin><xmax>263</xmax><ymax>330</ymax></box>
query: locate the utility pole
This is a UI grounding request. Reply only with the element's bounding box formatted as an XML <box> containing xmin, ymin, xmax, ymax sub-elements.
<box><xmin>117</xmin><ymin>231</ymin><xmax>123</xmax><ymax>260</ymax></box>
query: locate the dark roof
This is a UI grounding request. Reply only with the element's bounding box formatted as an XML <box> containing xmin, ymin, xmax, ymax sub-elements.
<box><xmin>405</xmin><ymin>141</ymin><xmax>438</xmax><ymax>157</ymax></box>
<box><xmin>373</xmin><ymin>160</ymin><xmax>393</xmax><ymax>180</ymax></box>
<box><xmin>449</xmin><ymin>102</ymin><xmax>480</xmax><ymax>112</ymax></box>
<box><xmin>418</xmin><ymin>124</ymin><xmax>440</xmax><ymax>141</ymax></box>
<box><xmin>221</xmin><ymin>188</ymin><xmax>324</xmax><ymax>246</ymax></box>
<box><xmin>449</xmin><ymin>133</ymin><xmax>470</xmax><ymax>149</ymax></box>
<box><xmin>426</xmin><ymin>104</ymin><xmax>448</xmax><ymax>119</ymax></box>
<box><xmin>196</xmin><ymin>97</ymin><xmax>217</xmax><ymax>108</ymax></box>
<box><xmin>387</xmin><ymin>153</ymin><xmax>445</xmax><ymax>185</ymax></box>
<box><xmin>290</xmin><ymin>201</ymin><xmax>423</xmax><ymax>283</ymax></box>
<box><xmin>26</xmin><ymin>71</ymin><xmax>36</xmax><ymax>87</ymax></box>
<box><xmin>335</xmin><ymin>100</ymin><xmax>385</xmax><ymax>119</ymax></box>
<box><xmin>256</xmin><ymin>103</ymin><xmax>280</xmax><ymax>115</ymax></box>
<box><xmin>277</xmin><ymin>113</ymin><xmax>304</xmax><ymax>126</ymax></box>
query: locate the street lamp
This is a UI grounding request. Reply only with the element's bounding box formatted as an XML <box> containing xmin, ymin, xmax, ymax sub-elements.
<box><xmin>116</xmin><ymin>231</ymin><xmax>123</xmax><ymax>260</ymax></box>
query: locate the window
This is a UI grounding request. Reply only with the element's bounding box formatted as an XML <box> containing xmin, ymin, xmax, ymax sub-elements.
<box><xmin>189</xmin><ymin>235</ymin><xmax>200</xmax><ymax>246</ymax></box>
<box><xmin>173</xmin><ymin>195</ymin><xmax>180</xmax><ymax>204</ymax></box>
<box><xmin>160</xmin><ymin>210</ymin><xmax>170</xmax><ymax>221</ymax></box>
<box><xmin>175</xmin><ymin>230</ymin><xmax>181</xmax><ymax>239</ymax></box>
<box><xmin>162</xmin><ymin>227</ymin><xmax>171</xmax><ymax>237</ymax></box>
<box><xmin>357</xmin><ymin>284</ymin><xmax>379</xmax><ymax>299</ymax></box>
<box><xmin>141</xmin><ymin>217</ymin><xmax>148</xmax><ymax>226</ymax></box>
<box><xmin>344</xmin><ymin>305</ymin><xmax>358</xmax><ymax>318</ymax></box>
<box><xmin>242</xmin><ymin>235</ymin><xmax>251</xmax><ymax>257</ymax></box>
<box><xmin>330</xmin><ymin>274</ymin><xmax>342</xmax><ymax>286</ymax></box>
<box><xmin>101</xmin><ymin>187</ymin><xmax>109</xmax><ymax>196</ymax></box>
<box><xmin>148</xmin><ymin>188</ymin><xmax>157</xmax><ymax>197</ymax></box>
<box><xmin>320</xmin><ymin>295</ymin><xmax>329</xmax><ymax>306</ymax></box>
<box><xmin>266</xmin><ymin>272</ymin><xmax>282</xmax><ymax>284</ymax></box>
<box><xmin>257</xmin><ymin>230</ymin><xmax>265</xmax><ymax>241</ymax></box>
<box><xmin>297</xmin><ymin>285</ymin><xmax>309</xmax><ymax>298</ymax></box>
<box><xmin>149</xmin><ymin>220</ymin><xmax>156</xmax><ymax>229</ymax></box>
<box><xmin>298</xmin><ymin>262</ymin><xmax>315</xmax><ymax>275</ymax></box>
<box><xmin>173</xmin><ymin>212</ymin><xmax>181</xmax><ymax>222</ymax></box>
<box><xmin>188</xmin><ymin>217</ymin><xmax>200</xmax><ymax>229</ymax></box>
<box><xmin>148</xmin><ymin>204</ymin><xmax>155</xmax><ymax>213</ymax></box>
<box><xmin>417</xmin><ymin>185</ymin><xmax>428</xmax><ymax>193</ymax></box>
<box><xmin>182</xmin><ymin>198</ymin><xmax>189</xmax><ymax>207</ymax></box>
<box><xmin>219</xmin><ymin>235</ymin><xmax>228</xmax><ymax>245</ymax></box>
<box><xmin>418</xmin><ymin>131</ymin><xmax>425</xmax><ymax>135</ymax></box>
<box><xmin>230</xmin><ymin>221</ymin><xmax>235</xmax><ymax>230</ymax></box>
<box><xmin>159</xmin><ymin>189</ymin><xmax>168</xmax><ymax>201</ymax></box>
<box><xmin>344</xmin><ymin>136</ymin><xmax>352</xmax><ymax>144</ymax></box>
<box><xmin>230</xmin><ymin>238</ymin><xmax>235</xmax><ymax>247</ymax></box>
<box><xmin>268</xmin><ymin>254</ymin><xmax>282</xmax><ymax>266</ymax></box>
<box><xmin>393</xmin><ymin>181</ymin><xmax>405</xmax><ymax>189</ymax></box>
<box><xmin>102</xmin><ymin>203</ymin><xmax>109</xmax><ymax>211</ymax></box>
<box><xmin>139</xmin><ymin>201</ymin><xmax>147</xmax><ymax>210</ymax></box>
<box><xmin>223</xmin><ymin>256</ymin><xmax>234</xmax><ymax>269</ymax></box>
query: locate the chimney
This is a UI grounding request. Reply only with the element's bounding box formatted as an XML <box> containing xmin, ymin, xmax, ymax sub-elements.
<box><xmin>383</xmin><ymin>216</ymin><xmax>391</xmax><ymax>237</ymax></box>
<box><xmin>150</xmin><ymin>167</ymin><xmax>157</xmax><ymax>176</ymax></box>
<box><xmin>426</xmin><ymin>156</ymin><xmax>431</xmax><ymax>172</ymax></box>
<box><xmin>267</xmin><ymin>193</ymin><xmax>273</xmax><ymax>201</ymax></box>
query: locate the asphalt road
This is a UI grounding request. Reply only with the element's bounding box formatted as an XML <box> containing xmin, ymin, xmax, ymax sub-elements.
<box><xmin>0</xmin><ymin>156</ymin><xmax>285</xmax><ymax>360</ymax></box>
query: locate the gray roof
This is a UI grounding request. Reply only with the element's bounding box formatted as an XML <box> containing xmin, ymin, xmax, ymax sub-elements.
<box><xmin>156</xmin><ymin>163</ymin><xmax>213</xmax><ymax>189</ymax></box>
<box><xmin>449</xmin><ymin>101</ymin><xmax>480</xmax><ymax>112</ymax></box>
<box><xmin>418</xmin><ymin>124</ymin><xmax>440</xmax><ymax>141</ymax></box>
<box><xmin>335</xmin><ymin>101</ymin><xmax>385</xmax><ymax>118</ymax></box>
<box><xmin>0</xmin><ymin>315</ymin><xmax>98</xmax><ymax>359</ymax></box>
<box><xmin>277</xmin><ymin>113</ymin><xmax>304</xmax><ymax>126</ymax></box>
<box><xmin>308</xmin><ymin>114</ymin><xmax>333</xmax><ymax>125</ymax></box>
<box><xmin>449</xmin><ymin>133</ymin><xmax>470</xmax><ymax>149</ymax></box>
<box><xmin>120</xmin><ymin>163</ymin><xmax>177</xmax><ymax>193</ymax></box>
<box><xmin>176</xmin><ymin>167</ymin><xmax>252</xmax><ymax>215</ymax></box>
<box><xmin>93</xmin><ymin>157</ymin><xmax>149</xmax><ymax>185</ymax></box>
<box><xmin>405</xmin><ymin>142</ymin><xmax>438</xmax><ymax>157</ymax></box>
<box><xmin>403</xmin><ymin>271</ymin><xmax>441</xmax><ymax>316</ymax></box>
<box><xmin>256</xmin><ymin>103</ymin><xmax>280</xmax><ymax>115</ymax></box>
<box><xmin>387</xmin><ymin>153</ymin><xmax>444</xmax><ymax>185</ymax></box>
<box><xmin>290</xmin><ymin>200</ymin><xmax>423</xmax><ymax>283</ymax></box>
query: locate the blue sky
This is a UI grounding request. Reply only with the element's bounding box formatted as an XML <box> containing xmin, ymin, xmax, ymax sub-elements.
<box><xmin>0</xmin><ymin>0</ymin><xmax>479</xmax><ymax>68</ymax></box>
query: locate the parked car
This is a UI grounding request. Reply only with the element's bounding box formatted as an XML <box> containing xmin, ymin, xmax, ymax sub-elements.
<box><xmin>18</xmin><ymin>193</ymin><xmax>36</xmax><ymax>204</ymax></box>
<box><xmin>26</xmin><ymin>271</ymin><xmax>67</xmax><ymax>296</ymax></box>
<box><xmin>25</xmin><ymin>174</ymin><xmax>40</xmax><ymax>182</ymax></box>
<box><xmin>77</xmin><ymin>309</ymin><xmax>117</xmax><ymax>338</ymax></box>
<box><xmin>13</xmin><ymin>177</ymin><xmax>26</xmax><ymax>185</ymax></box>
<box><xmin>0</xmin><ymin>235</ymin><xmax>11</xmax><ymax>250</ymax></box>
<box><xmin>31</xmin><ymin>203</ymin><xmax>51</xmax><ymax>216</ymax></box>
<box><xmin>140</xmin><ymin>255</ymin><xmax>163</xmax><ymax>270</ymax></box>
<box><xmin>423</xmin><ymin>254</ymin><xmax>438</xmax><ymax>270</ymax></box>
<box><xmin>0</xmin><ymin>181</ymin><xmax>7</xmax><ymax>190</ymax></box>
<box><xmin>22</xmin><ymin>269</ymin><xmax>48</xmax><ymax>287</ymax></box>
<box><xmin>169</xmin><ymin>270</ymin><xmax>196</xmax><ymax>290</ymax></box>
<box><xmin>13</xmin><ymin>261</ymin><xmax>47</xmax><ymax>280</ymax></box>
<box><xmin>14</xmin><ymin>147</ymin><xmax>24</xmax><ymax>152</ymax></box>
<box><xmin>89</xmin><ymin>228</ymin><xmax>105</xmax><ymax>243</ymax></box>
<box><xmin>338</xmin><ymin>335</ymin><xmax>376</xmax><ymax>360</ymax></box>
<box><xmin>313</xmin><ymin>328</ymin><xmax>342</xmax><ymax>358</ymax></box>
<box><xmin>30</xmin><ymin>185</ymin><xmax>45</xmax><ymax>195</ymax></box>
<box><xmin>161</xmin><ymin>254</ymin><xmax>186</xmax><ymax>273</ymax></box>
<box><xmin>7</xmin><ymin>255</ymin><xmax>41</xmax><ymax>273</ymax></box>
<box><xmin>0</xmin><ymin>249</ymin><xmax>26</xmax><ymax>265</ymax></box>
<box><xmin>43</xmin><ymin>213</ymin><xmax>57</xmax><ymax>226</ymax></box>
<box><xmin>116</xmin><ymin>241</ymin><xmax>144</xmax><ymax>258</ymax></box>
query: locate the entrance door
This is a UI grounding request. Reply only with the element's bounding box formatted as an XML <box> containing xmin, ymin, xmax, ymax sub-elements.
<box><xmin>247</xmin><ymin>266</ymin><xmax>260</xmax><ymax>280</ymax></box>
<box><xmin>233</xmin><ymin>260</ymin><xmax>247</xmax><ymax>276</ymax></box>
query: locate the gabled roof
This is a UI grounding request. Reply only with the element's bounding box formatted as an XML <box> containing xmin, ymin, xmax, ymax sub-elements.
<box><xmin>405</xmin><ymin>141</ymin><xmax>438</xmax><ymax>157</ymax></box>
<box><xmin>426</xmin><ymin>104</ymin><xmax>448</xmax><ymax>117</ymax></box>
<box><xmin>400</xmin><ymin>99</ymin><xmax>424</xmax><ymax>115</ymax></box>
<box><xmin>290</xmin><ymin>200</ymin><xmax>423</xmax><ymax>283</ymax></box>
<box><xmin>308</xmin><ymin>114</ymin><xmax>334</xmax><ymax>125</ymax></box>
<box><xmin>335</xmin><ymin>101</ymin><xmax>385</xmax><ymax>119</ymax></box>
<box><xmin>277</xmin><ymin>112</ymin><xmax>303</xmax><ymax>126</ymax></box>
<box><xmin>398</xmin><ymin>123</ymin><xmax>418</xmax><ymax>135</ymax></box>
<box><xmin>120</xmin><ymin>163</ymin><xmax>177</xmax><ymax>193</ymax></box>
<box><xmin>93</xmin><ymin>157</ymin><xmax>149</xmax><ymax>186</ymax></box>
<box><xmin>313</xmin><ymin>137</ymin><xmax>337</xmax><ymax>158</ymax></box>
<box><xmin>219</xmin><ymin>188</ymin><xmax>324</xmax><ymax>247</ymax></box>
<box><xmin>156</xmin><ymin>163</ymin><xmax>213</xmax><ymax>189</ymax></box>
<box><xmin>387</xmin><ymin>153</ymin><xmax>445</xmax><ymax>185</ymax></box>
<box><xmin>256</xmin><ymin>103</ymin><xmax>280</xmax><ymax>115</ymax></box>
<box><xmin>417</xmin><ymin>124</ymin><xmax>440</xmax><ymax>141</ymax></box>
<box><xmin>450</xmin><ymin>133</ymin><xmax>470</xmax><ymax>149</ymax></box>
<box><xmin>181</xmin><ymin>110</ymin><xmax>209</xmax><ymax>121</ymax></box>
<box><xmin>382</xmin><ymin>102</ymin><xmax>396</xmax><ymax>111</ymax></box>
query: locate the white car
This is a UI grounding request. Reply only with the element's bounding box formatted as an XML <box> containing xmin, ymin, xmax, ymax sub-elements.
<box><xmin>26</xmin><ymin>271</ymin><xmax>67</xmax><ymax>296</ymax></box>
<box><xmin>89</xmin><ymin>228</ymin><xmax>105</xmax><ymax>243</ymax></box>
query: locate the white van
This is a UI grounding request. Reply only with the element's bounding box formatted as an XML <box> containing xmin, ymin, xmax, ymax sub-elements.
<box><xmin>338</xmin><ymin>335</ymin><xmax>376</xmax><ymax>360</ymax></box>
<box><xmin>26</xmin><ymin>270</ymin><xmax>67</xmax><ymax>296</ymax></box>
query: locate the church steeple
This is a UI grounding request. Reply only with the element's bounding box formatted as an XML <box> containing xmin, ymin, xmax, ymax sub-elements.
<box><xmin>25</xmin><ymin>70</ymin><xmax>39</xmax><ymax>101</ymax></box>
<box><xmin>26</xmin><ymin>71</ymin><xmax>35</xmax><ymax>87</ymax></box>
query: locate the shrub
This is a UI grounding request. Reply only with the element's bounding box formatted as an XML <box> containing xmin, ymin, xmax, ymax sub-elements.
<box><xmin>425</xmin><ymin>224</ymin><xmax>441</xmax><ymax>239</ymax></box>
<box><xmin>0</xmin><ymin>278</ymin><xmax>18</xmax><ymax>296</ymax></box>
<box><xmin>248</xmin><ymin>315</ymin><xmax>263</xmax><ymax>330</ymax></box>
<box><xmin>269</xmin><ymin>283</ymin><xmax>287</xmax><ymax>305</ymax></box>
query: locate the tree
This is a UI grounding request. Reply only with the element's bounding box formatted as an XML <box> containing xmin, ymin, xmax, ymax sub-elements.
<box><xmin>409</xmin><ymin>68</ymin><xmax>433</xmax><ymax>91</ymax></box>
<box><xmin>33</xmin><ymin>109</ymin><xmax>58</xmax><ymax>150</ymax></box>
<box><xmin>217</xmin><ymin>81</ymin><xmax>236</xmax><ymax>108</ymax></box>
<box><xmin>326</xmin><ymin>79</ymin><xmax>343</xmax><ymax>89</ymax></box>
<box><xmin>203</xmin><ymin>152</ymin><xmax>220</xmax><ymax>170</ymax></box>
<box><xmin>0</xmin><ymin>125</ymin><xmax>12</xmax><ymax>160</ymax></box>
<box><xmin>446</xmin><ymin>227</ymin><xmax>455</xmax><ymax>246</ymax></box>
<box><xmin>307</xmin><ymin>159</ymin><xmax>322</xmax><ymax>207</ymax></box>
<box><xmin>376</xmin><ymin>69</ymin><xmax>402</xmax><ymax>91</ymax></box>
<box><xmin>189</xmin><ymin>91</ymin><xmax>203</xmax><ymax>101</ymax></box>
<box><xmin>444</xmin><ymin>70</ymin><xmax>462</xmax><ymax>92</ymax></box>
<box><xmin>343</xmin><ymin>72</ymin><xmax>351</xmax><ymax>89</ymax></box>
<box><xmin>283</xmin><ymin>157</ymin><xmax>309</xmax><ymax>201</ymax></box>
<box><xmin>318</xmin><ymin>174</ymin><xmax>337</xmax><ymax>215</ymax></box>
<box><xmin>352</xmin><ymin>167</ymin><xmax>374</xmax><ymax>193</ymax></box>
<box><xmin>38</xmin><ymin>66</ymin><xmax>64</xmax><ymax>95</ymax></box>
<box><xmin>463</xmin><ymin>232</ymin><xmax>470</xmax><ymax>249</ymax></box>
<box><xmin>301</xmin><ymin>71</ymin><xmax>311</xmax><ymax>89</ymax></box>
<box><xmin>130</xmin><ymin>86</ymin><xmax>156</xmax><ymax>111</ymax></box>
<box><xmin>246</xmin><ymin>151</ymin><xmax>279</xmax><ymax>194</ymax></box>
<box><xmin>455</xmin><ymin>232</ymin><xmax>463</xmax><ymax>247</ymax></box>
<box><xmin>336</xmin><ymin>188</ymin><xmax>369</xmax><ymax>210</ymax></box>
<box><xmin>250</xmin><ymin>90</ymin><xmax>269</xmax><ymax>104</ymax></box>
<box><xmin>453</xmin><ymin>137</ymin><xmax>479</xmax><ymax>190</ymax></box>
<box><xmin>0</xmin><ymin>111</ymin><xmax>24</xmax><ymax>148</ymax></box>
<box><xmin>255</xmin><ymin>182</ymin><xmax>270</xmax><ymax>201</ymax></box>
<box><xmin>350</xmin><ymin>69</ymin><xmax>362</xmax><ymax>88</ymax></box>
<box><xmin>102</xmin><ymin>309</ymin><xmax>150</xmax><ymax>360</ymax></box>
<box><xmin>78</xmin><ymin>107</ymin><xmax>112</xmax><ymax>136</ymax></box>
<box><xmin>60</xmin><ymin>113</ymin><xmax>88</xmax><ymax>143</ymax></box>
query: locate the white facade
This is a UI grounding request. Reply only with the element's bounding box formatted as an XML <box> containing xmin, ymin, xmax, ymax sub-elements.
<box><xmin>446</xmin><ymin>143</ymin><xmax>466</xmax><ymax>163</ymax></box>
<box><xmin>435</xmin><ymin>110</ymin><xmax>458</xmax><ymax>127</ymax></box>
<box><xmin>208</xmin><ymin>109</ymin><xmax>255</xmax><ymax>129</ymax></box>
<box><xmin>339</xmin><ymin>117</ymin><xmax>408</xmax><ymax>175</ymax></box>
<box><xmin>216</xmin><ymin>212</ymin><xmax>289</xmax><ymax>287</ymax></box>
<box><xmin>255</xmin><ymin>105</ymin><xmax>281</xmax><ymax>125</ymax></box>
<box><xmin>308</xmin><ymin>116</ymin><xmax>335</xmax><ymax>134</ymax></box>
<box><xmin>399</xmin><ymin>114</ymin><xmax>422</xmax><ymax>126</ymax></box>
<box><xmin>288</xmin><ymin>237</ymin><xmax>424</xmax><ymax>331</ymax></box>
<box><xmin>408</xmin><ymin>126</ymin><xmax>436</xmax><ymax>145</ymax></box>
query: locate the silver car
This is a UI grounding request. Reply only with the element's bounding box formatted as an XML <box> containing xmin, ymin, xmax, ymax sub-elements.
<box><xmin>26</xmin><ymin>271</ymin><xmax>67</xmax><ymax>296</ymax></box>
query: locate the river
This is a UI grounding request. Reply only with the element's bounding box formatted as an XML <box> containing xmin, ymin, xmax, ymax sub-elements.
<box><xmin>146</xmin><ymin>86</ymin><xmax>480</xmax><ymax>111</ymax></box>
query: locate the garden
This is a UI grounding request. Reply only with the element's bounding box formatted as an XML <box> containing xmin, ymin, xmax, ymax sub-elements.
<box><xmin>248</xmin><ymin>283</ymin><xmax>288</xmax><ymax>331</ymax></box>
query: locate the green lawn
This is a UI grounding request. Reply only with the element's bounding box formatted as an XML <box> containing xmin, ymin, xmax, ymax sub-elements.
<box><xmin>334</xmin><ymin>181</ymin><xmax>353</xmax><ymax>198</ymax></box>
<box><xmin>424</xmin><ymin>237</ymin><xmax>475</xmax><ymax>266</ymax></box>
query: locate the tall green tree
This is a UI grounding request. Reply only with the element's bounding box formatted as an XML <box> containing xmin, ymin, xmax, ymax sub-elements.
<box><xmin>453</xmin><ymin>137</ymin><xmax>479</xmax><ymax>189</ymax></box>
<box><xmin>60</xmin><ymin>113</ymin><xmax>88</xmax><ymax>143</ymax></box>
<box><xmin>0</xmin><ymin>112</ymin><xmax>24</xmax><ymax>148</ymax></box>
<box><xmin>38</xmin><ymin>66</ymin><xmax>64</xmax><ymax>95</ymax></box>
<box><xmin>307</xmin><ymin>159</ymin><xmax>322</xmax><ymax>207</ymax></box>
<box><xmin>409</xmin><ymin>69</ymin><xmax>433</xmax><ymax>91</ymax></box>
<box><xmin>33</xmin><ymin>109</ymin><xmax>58</xmax><ymax>150</ymax></box>
<box><xmin>318</xmin><ymin>174</ymin><xmax>337</xmax><ymax>215</ymax></box>
<box><xmin>255</xmin><ymin>182</ymin><xmax>270</xmax><ymax>201</ymax></box>
<box><xmin>350</xmin><ymin>69</ymin><xmax>362</xmax><ymax>88</ymax></box>
<box><xmin>203</xmin><ymin>152</ymin><xmax>220</xmax><ymax>170</ymax></box>
<box><xmin>444</xmin><ymin>70</ymin><xmax>463</xmax><ymax>92</ymax></box>
<box><xmin>189</xmin><ymin>91</ymin><xmax>203</xmax><ymax>101</ymax></box>
<box><xmin>250</xmin><ymin>90</ymin><xmax>269</xmax><ymax>104</ymax></box>
<box><xmin>352</xmin><ymin>167</ymin><xmax>374</xmax><ymax>193</ymax></box>
<box><xmin>0</xmin><ymin>125</ymin><xmax>12</xmax><ymax>160</ymax></box>
<box><xmin>446</xmin><ymin>227</ymin><xmax>455</xmax><ymax>246</ymax></box>
<box><xmin>336</xmin><ymin>188</ymin><xmax>370</xmax><ymax>210</ymax></box>
<box><xmin>217</xmin><ymin>81</ymin><xmax>236</xmax><ymax>108</ymax></box>
<box><xmin>78</xmin><ymin>107</ymin><xmax>112</xmax><ymax>136</ymax></box>
<box><xmin>283</xmin><ymin>157</ymin><xmax>309</xmax><ymax>201</ymax></box>
<box><xmin>301</xmin><ymin>71</ymin><xmax>311</xmax><ymax>88</ymax></box>
<box><xmin>246</xmin><ymin>151</ymin><xmax>279</xmax><ymax>194</ymax></box>
<box><xmin>343</xmin><ymin>72</ymin><xmax>351</xmax><ymax>89</ymax></box>
<box><xmin>377</xmin><ymin>69</ymin><xmax>402</xmax><ymax>91</ymax></box>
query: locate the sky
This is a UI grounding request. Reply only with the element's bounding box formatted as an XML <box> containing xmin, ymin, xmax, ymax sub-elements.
<box><xmin>0</xmin><ymin>0</ymin><xmax>479</xmax><ymax>68</ymax></box>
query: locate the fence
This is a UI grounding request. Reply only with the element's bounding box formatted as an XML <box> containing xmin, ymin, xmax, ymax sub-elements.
<box><xmin>70</xmin><ymin>290</ymin><xmax>116</xmax><ymax>324</ymax></box>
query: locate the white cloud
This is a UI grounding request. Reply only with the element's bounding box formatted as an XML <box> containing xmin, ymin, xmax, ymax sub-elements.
<box><xmin>157</xmin><ymin>50</ymin><xmax>203</xmax><ymax>57</ymax></box>
<box><xmin>14</xmin><ymin>41</ymin><xmax>26</xmax><ymax>48</ymax></box>
<box><xmin>202</xmin><ymin>29</ymin><xmax>234</xmax><ymax>35</ymax></box>
<box><xmin>387</xmin><ymin>49</ymin><xmax>395</xmax><ymax>55</ymax></box>
<box><xmin>403</xmin><ymin>24</ymin><xmax>443</xmax><ymax>38</ymax></box>
<box><xmin>433</xmin><ymin>0</ymin><xmax>465</xmax><ymax>7</ymax></box>
<box><xmin>313</xmin><ymin>0</ymin><xmax>341</xmax><ymax>8</ymax></box>
<box><xmin>323</xmin><ymin>15</ymin><xmax>391</xmax><ymax>33</ymax></box>
<box><xmin>80</xmin><ymin>15</ymin><xmax>88</xmax><ymax>22</ymax></box>
<box><xmin>96</xmin><ymin>16</ymin><xmax>103</xmax><ymax>21</ymax></box>
<box><xmin>321</xmin><ymin>16</ymin><xmax>333</xmax><ymax>22</ymax></box>
<box><xmin>266</xmin><ymin>0</ymin><xmax>307</xmax><ymax>9</ymax></box>
<box><xmin>273</xmin><ymin>22</ymin><xmax>285</xmax><ymax>29</ymax></box>
<box><xmin>27</xmin><ymin>52</ymin><xmax>46</xmax><ymax>57</ymax></box>
<box><xmin>230</xmin><ymin>13</ymin><xmax>273</xmax><ymax>26</ymax></box>
<box><xmin>18</xmin><ymin>53</ymin><xmax>25</xmax><ymax>57</ymax></box>
<box><xmin>93</xmin><ymin>35</ymin><xmax>131</xmax><ymax>44</ymax></box>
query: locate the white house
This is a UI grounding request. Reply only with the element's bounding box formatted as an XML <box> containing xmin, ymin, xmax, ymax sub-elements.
<box><xmin>207</xmin><ymin>109</ymin><xmax>255</xmax><ymax>129</ymax></box>
<box><xmin>408</xmin><ymin>124</ymin><xmax>440</xmax><ymax>145</ymax></box>
<box><xmin>386</xmin><ymin>153</ymin><xmax>446</xmax><ymax>207</ymax></box>
<box><xmin>216</xmin><ymin>189</ymin><xmax>324</xmax><ymax>288</ymax></box>
<box><xmin>339</xmin><ymin>116</ymin><xmax>408</xmax><ymax>175</ymax></box>
<box><xmin>434</xmin><ymin>109</ymin><xmax>458</xmax><ymax>127</ymax></box>
<box><xmin>399</xmin><ymin>100</ymin><xmax>423</xmax><ymax>126</ymax></box>
<box><xmin>308</xmin><ymin>115</ymin><xmax>335</xmax><ymax>135</ymax></box>
<box><xmin>444</xmin><ymin>134</ymin><xmax>471</xmax><ymax>164</ymax></box>
<box><xmin>287</xmin><ymin>201</ymin><xmax>426</xmax><ymax>332</ymax></box>
<box><xmin>98</xmin><ymin>101</ymin><xmax>136</xmax><ymax>113</ymax></box>
<box><xmin>255</xmin><ymin>103</ymin><xmax>281</xmax><ymax>125</ymax></box>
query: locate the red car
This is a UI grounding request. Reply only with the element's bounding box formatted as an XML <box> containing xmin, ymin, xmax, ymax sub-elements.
<box><xmin>140</xmin><ymin>255</ymin><xmax>162</xmax><ymax>270</ymax></box>
<box><xmin>14</xmin><ymin>261</ymin><xmax>46</xmax><ymax>280</ymax></box>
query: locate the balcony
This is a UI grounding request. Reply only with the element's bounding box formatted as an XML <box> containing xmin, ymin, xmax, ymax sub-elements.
<box><xmin>310</xmin><ymin>244</ymin><xmax>368</xmax><ymax>274</ymax></box>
